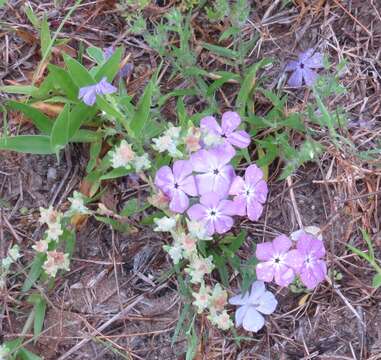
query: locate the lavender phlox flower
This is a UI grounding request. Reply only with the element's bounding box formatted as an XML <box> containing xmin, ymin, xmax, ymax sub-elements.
<box><xmin>154</xmin><ymin>160</ymin><xmax>198</xmax><ymax>213</ymax></box>
<box><xmin>290</xmin><ymin>225</ymin><xmax>322</xmax><ymax>241</ymax></box>
<box><xmin>256</xmin><ymin>235</ymin><xmax>303</xmax><ymax>287</ymax></box>
<box><xmin>285</xmin><ymin>49</ymin><xmax>324</xmax><ymax>87</ymax></box>
<box><xmin>229</xmin><ymin>164</ymin><xmax>268</xmax><ymax>221</ymax></box>
<box><xmin>104</xmin><ymin>46</ymin><xmax>115</xmax><ymax>60</ymax></box>
<box><xmin>190</xmin><ymin>146</ymin><xmax>235</xmax><ymax>197</ymax></box>
<box><xmin>229</xmin><ymin>280</ymin><xmax>277</xmax><ymax>332</ymax></box>
<box><xmin>187</xmin><ymin>192</ymin><xmax>237</xmax><ymax>236</ymax></box>
<box><xmin>200</xmin><ymin>111</ymin><xmax>250</xmax><ymax>151</ymax></box>
<box><xmin>78</xmin><ymin>77</ymin><xmax>117</xmax><ymax>106</ymax></box>
<box><xmin>295</xmin><ymin>231</ymin><xmax>327</xmax><ymax>289</ymax></box>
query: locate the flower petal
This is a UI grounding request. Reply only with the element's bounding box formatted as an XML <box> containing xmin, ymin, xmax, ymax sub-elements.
<box><xmin>173</xmin><ymin>160</ymin><xmax>193</xmax><ymax>181</ymax></box>
<box><xmin>272</xmin><ymin>234</ymin><xmax>292</xmax><ymax>254</ymax></box>
<box><xmin>304</xmin><ymin>52</ymin><xmax>324</xmax><ymax>69</ymax></box>
<box><xmin>242</xmin><ymin>306</ymin><xmax>265</xmax><ymax>332</ymax></box>
<box><xmin>187</xmin><ymin>204</ymin><xmax>207</xmax><ymax>221</ymax></box>
<box><xmin>209</xmin><ymin>145</ymin><xmax>235</xmax><ymax>166</ymax></box>
<box><xmin>205</xmin><ymin>219</ymin><xmax>216</xmax><ymax>236</ymax></box>
<box><xmin>227</xmin><ymin>130</ymin><xmax>251</xmax><ymax>148</ymax></box>
<box><xmin>97</xmin><ymin>78</ymin><xmax>117</xmax><ymax>95</ymax></box>
<box><xmin>218</xmin><ymin>200</ymin><xmax>238</xmax><ymax>216</ymax></box>
<box><xmin>214</xmin><ymin>214</ymin><xmax>233</xmax><ymax>234</ymax></box>
<box><xmin>229</xmin><ymin>176</ymin><xmax>245</xmax><ymax>196</ymax></box>
<box><xmin>195</xmin><ymin>173</ymin><xmax>213</xmax><ymax>195</ymax></box>
<box><xmin>249</xmin><ymin>280</ymin><xmax>266</xmax><ymax>302</ymax></box>
<box><xmin>255</xmin><ymin>261</ymin><xmax>275</xmax><ymax>282</ymax></box>
<box><xmin>229</xmin><ymin>292</ymin><xmax>250</xmax><ymax>306</ymax></box>
<box><xmin>274</xmin><ymin>265</ymin><xmax>295</xmax><ymax>287</ymax></box>
<box><xmin>169</xmin><ymin>190</ymin><xmax>189</xmax><ymax>213</ymax></box>
<box><xmin>299</xmin><ymin>48</ymin><xmax>314</xmax><ymax>62</ymax></box>
<box><xmin>253</xmin><ymin>179</ymin><xmax>268</xmax><ymax>203</ymax></box>
<box><xmin>221</xmin><ymin>111</ymin><xmax>241</xmax><ymax>134</ymax></box>
<box><xmin>247</xmin><ymin>199</ymin><xmax>263</xmax><ymax>221</ymax></box>
<box><xmin>284</xmin><ymin>249</ymin><xmax>304</xmax><ymax>272</ymax></box>
<box><xmin>200</xmin><ymin>116</ymin><xmax>222</xmax><ymax>135</ymax></box>
<box><xmin>288</xmin><ymin>69</ymin><xmax>303</xmax><ymax>87</ymax></box>
<box><xmin>244</xmin><ymin>165</ymin><xmax>264</xmax><ymax>185</ymax></box>
<box><xmin>256</xmin><ymin>290</ymin><xmax>277</xmax><ymax>315</ymax></box>
<box><xmin>296</xmin><ymin>233</ymin><xmax>325</xmax><ymax>258</ymax></box>
<box><xmin>302</xmin><ymin>68</ymin><xmax>318</xmax><ymax>86</ymax></box>
<box><xmin>191</xmin><ymin>149</ymin><xmax>216</xmax><ymax>173</ymax></box>
<box><xmin>255</xmin><ymin>242</ymin><xmax>274</xmax><ymax>261</ymax></box>
<box><xmin>199</xmin><ymin>192</ymin><xmax>221</xmax><ymax>208</ymax></box>
<box><xmin>285</xmin><ymin>60</ymin><xmax>299</xmax><ymax>71</ymax></box>
<box><xmin>180</xmin><ymin>175</ymin><xmax>198</xmax><ymax>196</ymax></box>
<box><xmin>235</xmin><ymin>305</ymin><xmax>249</xmax><ymax>327</ymax></box>
<box><xmin>232</xmin><ymin>197</ymin><xmax>247</xmax><ymax>216</ymax></box>
<box><xmin>154</xmin><ymin>166</ymin><xmax>174</xmax><ymax>194</ymax></box>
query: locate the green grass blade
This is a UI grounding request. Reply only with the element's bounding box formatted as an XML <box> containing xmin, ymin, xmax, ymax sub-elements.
<box><xmin>0</xmin><ymin>135</ymin><xmax>54</xmax><ymax>154</ymax></box>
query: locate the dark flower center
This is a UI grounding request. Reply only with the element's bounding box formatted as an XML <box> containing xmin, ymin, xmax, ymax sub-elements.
<box><xmin>274</xmin><ymin>258</ymin><xmax>280</xmax><ymax>264</ymax></box>
<box><xmin>300</xmin><ymin>63</ymin><xmax>305</xmax><ymax>69</ymax></box>
<box><xmin>174</xmin><ymin>183</ymin><xmax>179</xmax><ymax>189</ymax></box>
<box><xmin>221</xmin><ymin>133</ymin><xmax>227</xmax><ymax>138</ymax></box>
<box><xmin>213</xmin><ymin>169</ymin><xmax>219</xmax><ymax>175</ymax></box>
<box><xmin>210</xmin><ymin>210</ymin><xmax>216</xmax><ymax>216</ymax></box>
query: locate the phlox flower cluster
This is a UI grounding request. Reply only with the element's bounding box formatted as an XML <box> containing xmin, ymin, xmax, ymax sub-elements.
<box><xmin>152</xmin><ymin>112</ymin><xmax>269</xmax><ymax>330</ymax></box>
<box><xmin>256</xmin><ymin>231</ymin><xmax>327</xmax><ymax>289</ymax></box>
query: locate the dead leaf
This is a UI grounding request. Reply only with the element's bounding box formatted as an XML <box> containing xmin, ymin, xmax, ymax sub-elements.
<box><xmin>31</xmin><ymin>102</ymin><xmax>64</xmax><ymax>117</ymax></box>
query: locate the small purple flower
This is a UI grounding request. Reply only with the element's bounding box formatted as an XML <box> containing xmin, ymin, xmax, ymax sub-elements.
<box><xmin>295</xmin><ymin>231</ymin><xmax>327</xmax><ymax>289</ymax></box>
<box><xmin>154</xmin><ymin>160</ymin><xmax>198</xmax><ymax>213</ymax></box>
<box><xmin>200</xmin><ymin>111</ymin><xmax>250</xmax><ymax>151</ymax></box>
<box><xmin>229</xmin><ymin>164</ymin><xmax>268</xmax><ymax>221</ymax></box>
<box><xmin>104</xmin><ymin>46</ymin><xmax>115</xmax><ymax>60</ymax></box>
<box><xmin>190</xmin><ymin>146</ymin><xmax>235</xmax><ymax>197</ymax></box>
<box><xmin>229</xmin><ymin>280</ymin><xmax>277</xmax><ymax>332</ymax></box>
<box><xmin>78</xmin><ymin>77</ymin><xmax>117</xmax><ymax>106</ymax></box>
<box><xmin>187</xmin><ymin>192</ymin><xmax>237</xmax><ymax>236</ymax></box>
<box><xmin>285</xmin><ymin>49</ymin><xmax>324</xmax><ymax>87</ymax></box>
<box><xmin>255</xmin><ymin>235</ymin><xmax>303</xmax><ymax>287</ymax></box>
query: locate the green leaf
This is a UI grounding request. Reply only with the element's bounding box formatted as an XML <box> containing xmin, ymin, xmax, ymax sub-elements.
<box><xmin>94</xmin><ymin>216</ymin><xmax>130</xmax><ymax>233</ymax></box>
<box><xmin>120</xmin><ymin>199</ymin><xmax>149</xmax><ymax>217</ymax></box>
<box><xmin>361</xmin><ymin>228</ymin><xmax>374</xmax><ymax>261</ymax></box>
<box><xmin>0</xmin><ymin>136</ymin><xmax>54</xmax><ymax>154</ymax></box>
<box><xmin>64</xmin><ymin>229</ymin><xmax>76</xmax><ymax>256</ymax></box>
<box><xmin>372</xmin><ymin>273</ymin><xmax>381</xmax><ymax>288</ymax></box>
<box><xmin>51</xmin><ymin>104</ymin><xmax>70</xmax><ymax>153</ymax></box>
<box><xmin>236</xmin><ymin>58</ymin><xmax>272</xmax><ymax>116</ymax></box>
<box><xmin>24</xmin><ymin>2</ymin><xmax>40</xmax><ymax>28</ymax></box>
<box><xmin>228</xmin><ymin>230</ymin><xmax>246</xmax><ymax>253</ymax></box>
<box><xmin>71</xmin><ymin>129</ymin><xmax>100</xmax><ymax>143</ymax></box>
<box><xmin>0</xmin><ymin>85</ymin><xmax>39</xmax><ymax>95</ymax></box>
<box><xmin>87</xmin><ymin>46</ymin><xmax>105</xmax><ymax>64</ymax></box>
<box><xmin>212</xmin><ymin>253</ymin><xmax>229</xmax><ymax>287</ymax></box>
<box><xmin>17</xmin><ymin>348</ymin><xmax>42</xmax><ymax>360</ymax></box>
<box><xmin>40</xmin><ymin>16</ymin><xmax>52</xmax><ymax>60</ymax></box>
<box><xmin>34</xmin><ymin>297</ymin><xmax>47</xmax><ymax>337</ymax></box>
<box><xmin>68</xmin><ymin>103</ymin><xmax>97</xmax><ymax>139</ymax></box>
<box><xmin>7</xmin><ymin>101</ymin><xmax>53</xmax><ymax>134</ymax></box>
<box><xmin>22</xmin><ymin>253</ymin><xmax>46</xmax><ymax>292</ymax></box>
<box><xmin>95</xmin><ymin>47</ymin><xmax>123</xmax><ymax>82</ymax></box>
<box><xmin>47</xmin><ymin>64</ymin><xmax>78</xmax><ymax>101</ymax></box>
<box><xmin>347</xmin><ymin>244</ymin><xmax>371</xmax><ymax>263</ymax></box>
<box><xmin>202</xmin><ymin>42</ymin><xmax>239</xmax><ymax>59</ymax></box>
<box><xmin>100</xmin><ymin>167</ymin><xmax>132</xmax><ymax>180</ymax></box>
<box><xmin>86</xmin><ymin>140</ymin><xmax>102</xmax><ymax>173</ymax></box>
<box><xmin>130</xmin><ymin>80</ymin><xmax>153</xmax><ymax>138</ymax></box>
<box><xmin>64</xmin><ymin>55</ymin><xmax>95</xmax><ymax>88</ymax></box>
<box><xmin>171</xmin><ymin>303</ymin><xmax>191</xmax><ymax>347</ymax></box>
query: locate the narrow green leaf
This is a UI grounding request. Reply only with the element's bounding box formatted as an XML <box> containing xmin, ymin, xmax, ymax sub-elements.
<box><xmin>64</xmin><ymin>229</ymin><xmax>76</xmax><ymax>256</ymax></box>
<box><xmin>347</xmin><ymin>244</ymin><xmax>371</xmax><ymax>263</ymax></box>
<box><xmin>130</xmin><ymin>81</ymin><xmax>153</xmax><ymax>138</ymax></box>
<box><xmin>171</xmin><ymin>303</ymin><xmax>191</xmax><ymax>347</ymax></box>
<box><xmin>372</xmin><ymin>273</ymin><xmax>381</xmax><ymax>288</ymax></box>
<box><xmin>94</xmin><ymin>47</ymin><xmax>123</xmax><ymax>82</ymax></box>
<box><xmin>40</xmin><ymin>17</ymin><xmax>52</xmax><ymax>59</ymax></box>
<box><xmin>86</xmin><ymin>141</ymin><xmax>102</xmax><ymax>173</ymax></box>
<box><xmin>212</xmin><ymin>253</ymin><xmax>229</xmax><ymax>287</ymax></box>
<box><xmin>71</xmin><ymin>129</ymin><xmax>99</xmax><ymax>143</ymax></box>
<box><xmin>7</xmin><ymin>101</ymin><xmax>53</xmax><ymax>133</ymax></box>
<box><xmin>22</xmin><ymin>253</ymin><xmax>46</xmax><ymax>292</ymax></box>
<box><xmin>48</xmin><ymin>64</ymin><xmax>78</xmax><ymax>101</ymax></box>
<box><xmin>120</xmin><ymin>199</ymin><xmax>149</xmax><ymax>217</ymax></box>
<box><xmin>68</xmin><ymin>103</ymin><xmax>97</xmax><ymax>139</ymax></box>
<box><xmin>0</xmin><ymin>136</ymin><xmax>54</xmax><ymax>154</ymax></box>
<box><xmin>87</xmin><ymin>46</ymin><xmax>105</xmax><ymax>64</ymax></box>
<box><xmin>51</xmin><ymin>104</ymin><xmax>70</xmax><ymax>152</ymax></box>
<box><xmin>100</xmin><ymin>167</ymin><xmax>132</xmax><ymax>180</ymax></box>
<box><xmin>0</xmin><ymin>85</ymin><xmax>39</xmax><ymax>95</ymax></box>
<box><xmin>228</xmin><ymin>230</ymin><xmax>246</xmax><ymax>253</ymax></box>
<box><xmin>64</xmin><ymin>55</ymin><xmax>95</xmax><ymax>88</ymax></box>
<box><xmin>24</xmin><ymin>2</ymin><xmax>40</xmax><ymax>28</ymax></box>
<box><xmin>17</xmin><ymin>348</ymin><xmax>42</xmax><ymax>360</ymax></box>
<box><xmin>202</xmin><ymin>42</ymin><xmax>239</xmax><ymax>59</ymax></box>
<box><xmin>34</xmin><ymin>297</ymin><xmax>47</xmax><ymax>337</ymax></box>
<box><xmin>361</xmin><ymin>228</ymin><xmax>374</xmax><ymax>261</ymax></box>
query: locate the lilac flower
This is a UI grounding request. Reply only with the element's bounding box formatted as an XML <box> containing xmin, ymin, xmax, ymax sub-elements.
<box><xmin>190</xmin><ymin>146</ymin><xmax>235</xmax><ymax>197</ymax></box>
<box><xmin>154</xmin><ymin>160</ymin><xmax>198</xmax><ymax>213</ymax></box>
<box><xmin>200</xmin><ymin>111</ymin><xmax>250</xmax><ymax>151</ymax></box>
<box><xmin>187</xmin><ymin>192</ymin><xmax>237</xmax><ymax>236</ymax></box>
<box><xmin>285</xmin><ymin>49</ymin><xmax>324</xmax><ymax>87</ymax></box>
<box><xmin>229</xmin><ymin>280</ymin><xmax>277</xmax><ymax>332</ymax></box>
<box><xmin>295</xmin><ymin>231</ymin><xmax>327</xmax><ymax>289</ymax></box>
<box><xmin>104</xmin><ymin>46</ymin><xmax>115</xmax><ymax>60</ymax></box>
<box><xmin>229</xmin><ymin>164</ymin><xmax>268</xmax><ymax>221</ymax></box>
<box><xmin>256</xmin><ymin>235</ymin><xmax>303</xmax><ymax>287</ymax></box>
<box><xmin>78</xmin><ymin>77</ymin><xmax>117</xmax><ymax>106</ymax></box>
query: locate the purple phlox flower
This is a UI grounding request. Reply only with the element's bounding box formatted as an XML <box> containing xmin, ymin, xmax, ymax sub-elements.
<box><xmin>190</xmin><ymin>146</ymin><xmax>235</xmax><ymax>197</ymax></box>
<box><xmin>285</xmin><ymin>48</ymin><xmax>324</xmax><ymax>87</ymax></box>
<box><xmin>229</xmin><ymin>280</ymin><xmax>277</xmax><ymax>332</ymax></box>
<box><xmin>187</xmin><ymin>192</ymin><xmax>237</xmax><ymax>236</ymax></box>
<box><xmin>229</xmin><ymin>164</ymin><xmax>268</xmax><ymax>221</ymax></box>
<box><xmin>255</xmin><ymin>235</ymin><xmax>303</xmax><ymax>287</ymax></box>
<box><xmin>154</xmin><ymin>160</ymin><xmax>198</xmax><ymax>213</ymax></box>
<box><xmin>78</xmin><ymin>77</ymin><xmax>117</xmax><ymax>106</ymax></box>
<box><xmin>104</xmin><ymin>46</ymin><xmax>115</xmax><ymax>60</ymax></box>
<box><xmin>200</xmin><ymin>111</ymin><xmax>251</xmax><ymax>151</ymax></box>
<box><xmin>295</xmin><ymin>231</ymin><xmax>327</xmax><ymax>289</ymax></box>
<box><xmin>119</xmin><ymin>63</ymin><xmax>134</xmax><ymax>78</ymax></box>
